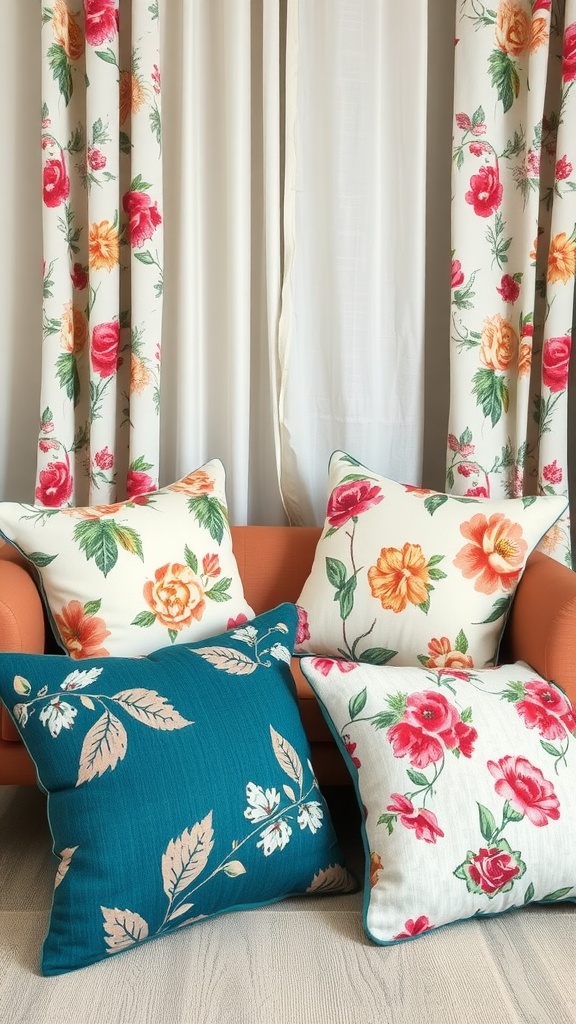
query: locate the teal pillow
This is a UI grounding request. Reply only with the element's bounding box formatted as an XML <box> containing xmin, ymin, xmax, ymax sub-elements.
<box><xmin>0</xmin><ymin>604</ymin><xmax>354</xmax><ymax>975</ymax></box>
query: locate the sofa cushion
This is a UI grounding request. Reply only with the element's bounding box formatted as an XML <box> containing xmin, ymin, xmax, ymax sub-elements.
<box><xmin>301</xmin><ymin>657</ymin><xmax>576</xmax><ymax>946</ymax></box>
<box><xmin>295</xmin><ymin>451</ymin><xmax>567</xmax><ymax>669</ymax></box>
<box><xmin>0</xmin><ymin>460</ymin><xmax>254</xmax><ymax>658</ymax></box>
<box><xmin>0</xmin><ymin>604</ymin><xmax>355</xmax><ymax>975</ymax></box>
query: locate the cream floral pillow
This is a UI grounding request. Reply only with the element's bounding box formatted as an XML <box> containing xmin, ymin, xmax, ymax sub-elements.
<box><xmin>301</xmin><ymin>657</ymin><xmax>576</xmax><ymax>945</ymax></box>
<box><xmin>295</xmin><ymin>451</ymin><xmax>567</xmax><ymax>669</ymax></box>
<box><xmin>0</xmin><ymin>460</ymin><xmax>254</xmax><ymax>658</ymax></box>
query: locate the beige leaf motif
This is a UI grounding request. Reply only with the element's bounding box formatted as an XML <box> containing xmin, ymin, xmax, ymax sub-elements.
<box><xmin>306</xmin><ymin>865</ymin><xmax>356</xmax><ymax>894</ymax></box>
<box><xmin>113</xmin><ymin>689</ymin><xmax>194</xmax><ymax>730</ymax></box>
<box><xmin>166</xmin><ymin>901</ymin><xmax>195</xmax><ymax>922</ymax></box>
<box><xmin>270</xmin><ymin>725</ymin><xmax>303</xmax><ymax>787</ymax></box>
<box><xmin>101</xmin><ymin>906</ymin><xmax>149</xmax><ymax>952</ymax></box>
<box><xmin>77</xmin><ymin>709</ymin><xmax>128</xmax><ymax>786</ymax></box>
<box><xmin>13</xmin><ymin>675</ymin><xmax>31</xmax><ymax>697</ymax></box>
<box><xmin>54</xmin><ymin>846</ymin><xmax>78</xmax><ymax>889</ymax></box>
<box><xmin>193</xmin><ymin>646</ymin><xmax>257</xmax><ymax>675</ymax></box>
<box><xmin>162</xmin><ymin>811</ymin><xmax>215</xmax><ymax>901</ymax></box>
<box><xmin>80</xmin><ymin>695</ymin><xmax>96</xmax><ymax>711</ymax></box>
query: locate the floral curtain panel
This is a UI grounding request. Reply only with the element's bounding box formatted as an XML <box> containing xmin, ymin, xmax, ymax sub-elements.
<box><xmin>449</xmin><ymin>0</ymin><xmax>575</xmax><ymax>566</ymax></box>
<box><xmin>38</xmin><ymin>0</ymin><xmax>163</xmax><ymax>508</ymax></box>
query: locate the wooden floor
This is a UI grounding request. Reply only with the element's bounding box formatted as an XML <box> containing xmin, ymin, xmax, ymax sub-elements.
<box><xmin>1</xmin><ymin>784</ymin><xmax>575</xmax><ymax>1024</ymax></box>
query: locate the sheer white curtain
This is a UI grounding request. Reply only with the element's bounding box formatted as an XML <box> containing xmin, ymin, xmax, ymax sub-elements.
<box><xmin>159</xmin><ymin>0</ymin><xmax>428</xmax><ymax>526</ymax></box>
<box><xmin>277</xmin><ymin>1</ymin><xmax>428</xmax><ymax>524</ymax></box>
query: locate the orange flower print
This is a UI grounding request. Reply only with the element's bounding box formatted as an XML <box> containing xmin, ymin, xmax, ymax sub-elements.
<box><xmin>530</xmin><ymin>16</ymin><xmax>548</xmax><ymax>53</ymax></box>
<box><xmin>495</xmin><ymin>0</ymin><xmax>531</xmax><ymax>57</ymax></box>
<box><xmin>424</xmin><ymin>637</ymin><xmax>474</xmax><ymax>671</ymax></box>
<box><xmin>52</xmin><ymin>0</ymin><xmax>84</xmax><ymax>61</ymax></box>
<box><xmin>130</xmin><ymin>355</ymin><xmax>152</xmax><ymax>395</ymax></box>
<box><xmin>54</xmin><ymin>600</ymin><xmax>111</xmax><ymax>659</ymax></box>
<box><xmin>119</xmin><ymin>70</ymin><xmax>146</xmax><ymax>126</ymax></box>
<box><xmin>169</xmin><ymin>469</ymin><xmax>215</xmax><ymax>496</ymax></box>
<box><xmin>60</xmin><ymin>302</ymin><xmax>88</xmax><ymax>355</ymax></box>
<box><xmin>89</xmin><ymin>220</ymin><xmax>120</xmax><ymax>272</ymax></box>
<box><xmin>202</xmin><ymin>553</ymin><xmax>221</xmax><ymax>578</ymax></box>
<box><xmin>368</xmin><ymin>544</ymin><xmax>430</xmax><ymax>613</ymax></box>
<box><xmin>369</xmin><ymin>852</ymin><xmax>383</xmax><ymax>888</ymax></box>
<box><xmin>453</xmin><ymin>513</ymin><xmax>528</xmax><ymax>594</ymax></box>
<box><xmin>518</xmin><ymin>339</ymin><xmax>532</xmax><ymax>378</ymax></box>
<box><xmin>547</xmin><ymin>233</ymin><xmax>576</xmax><ymax>284</ymax></box>
<box><xmin>480</xmin><ymin>314</ymin><xmax>518</xmax><ymax>371</ymax></box>
<box><xmin>144</xmin><ymin>563</ymin><xmax>206</xmax><ymax>631</ymax></box>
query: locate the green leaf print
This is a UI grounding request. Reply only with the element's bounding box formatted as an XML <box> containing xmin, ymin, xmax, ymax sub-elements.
<box><xmin>359</xmin><ymin>647</ymin><xmax>397</xmax><ymax>666</ymax></box>
<box><xmin>488</xmin><ymin>50</ymin><xmax>520</xmax><ymax>113</ymax></box>
<box><xmin>188</xmin><ymin>497</ymin><xmax>228</xmax><ymax>544</ymax></box>
<box><xmin>478</xmin><ymin>803</ymin><xmax>497</xmax><ymax>843</ymax></box>
<box><xmin>83</xmin><ymin>600</ymin><xmax>102</xmax><ymax>616</ymax></box>
<box><xmin>56</xmin><ymin>353</ymin><xmax>80</xmax><ymax>406</ymax></box>
<box><xmin>325</xmin><ymin>557</ymin><xmax>347</xmax><ymax>590</ymax></box>
<box><xmin>47</xmin><ymin>43</ymin><xmax>73</xmax><ymax>106</ymax></box>
<box><xmin>27</xmin><ymin>551</ymin><xmax>58</xmax><ymax>568</ymax></box>
<box><xmin>73</xmin><ymin>521</ymin><xmax>119</xmax><ymax>577</ymax></box>
<box><xmin>205</xmin><ymin>578</ymin><xmax>232</xmax><ymax>603</ymax></box>
<box><xmin>348</xmin><ymin>688</ymin><xmax>367</xmax><ymax>721</ymax></box>
<box><xmin>184</xmin><ymin>545</ymin><xmax>198</xmax><ymax>573</ymax></box>
<box><xmin>132</xmin><ymin>611</ymin><xmax>156</xmax><ymax>628</ymax></box>
<box><xmin>472</xmin><ymin>368</ymin><xmax>509</xmax><ymax>427</ymax></box>
<box><xmin>338</xmin><ymin>575</ymin><xmax>357</xmax><ymax>621</ymax></box>
<box><xmin>474</xmin><ymin>596</ymin><xmax>512</xmax><ymax>625</ymax></box>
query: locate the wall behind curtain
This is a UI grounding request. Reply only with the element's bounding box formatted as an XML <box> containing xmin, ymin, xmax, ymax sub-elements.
<box><xmin>0</xmin><ymin>2</ymin><xmax>480</xmax><ymax>522</ymax></box>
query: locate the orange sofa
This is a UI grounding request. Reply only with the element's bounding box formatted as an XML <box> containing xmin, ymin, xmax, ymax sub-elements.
<box><xmin>1</xmin><ymin>526</ymin><xmax>576</xmax><ymax>787</ymax></box>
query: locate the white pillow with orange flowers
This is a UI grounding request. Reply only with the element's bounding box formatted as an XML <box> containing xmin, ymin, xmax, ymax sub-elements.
<box><xmin>295</xmin><ymin>451</ymin><xmax>567</xmax><ymax>669</ymax></box>
<box><xmin>0</xmin><ymin>460</ymin><xmax>254</xmax><ymax>657</ymax></box>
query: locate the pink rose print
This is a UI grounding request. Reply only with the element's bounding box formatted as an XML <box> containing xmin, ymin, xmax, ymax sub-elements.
<box><xmin>127</xmin><ymin>469</ymin><xmax>155</xmax><ymax>499</ymax></box>
<box><xmin>84</xmin><ymin>0</ymin><xmax>119</xmax><ymax>46</ymax></box>
<box><xmin>91</xmin><ymin>321</ymin><xmax>120</xmax><ymax>378</ymax></box>
<box><xmin>387</xmin><ymin>721</ymin><xmax>443</xmax><ymax>769</ymax></box>
<box><xmin>457</xmin><ymin>462</ymin><xmax>479</xmax><ymax>478</ymax></box>
<box><xmin>310</xmin><ymin>658</ymin><xmax>358</xmax><ymax>678</ymax></box>
<box><xmin>464</xmin><ymin>485</ymin><xmax>489</xmax><ymax>497</ymax></box>
<box><xmin>516</xmin><ymin>679</ymin><xmax>574</xmax><ymax>741</ymax></box>
<box><xmin>35</xmin><ymin>460</ymin><xmax>73</xmax><ymax>507</ymax></box>
<box><xmin>555</xmin><ymin>155</ymin><xmax>573</xmax><ymax>181</ymax></box>
<box><xmin>343</xmin><ymin>734</ymin><xmax>361</xmax><ymax>769</ymax></box>
<box><xmin>227</xmin><ymin>614</ymin><xmax>248</xmax><ymax>630</ymax></box>
<box><xmin>562</xmin><ymin>22</ymin><xmax>576</xmax><ymax>82</ymax></box>
<box><xmin>122</xmin><ymin>191</ymin><xmax>162</xmax><ymax>249</ymax></box>
<box><xmin>448</xmin><ymin>433</ymin><xmax>475</xmax><ymax>457</ymax></box>
<box><xmin>295</xmin><ymin>605</ymin><xmax>310</xmax><ymax>645</ymax></box>
<box><xmin>542</xmin><ymin>336</ymin><xmax>571</xmax><ymax>392</ymax></box>
<box><xmin>386</xmin><ymin>795</ymin><xmax>444</xmax><ymax>843</ymax></box>
<box><xmin>71</xmin><ymin>262</ymin><xmax>88</xmax><ymax>290</ymax></box>
<box><xmin>43</xmin><ymin>152</ymin><xmax>70</xmax><ymax>208</ymax></box>
<box><xmin>94</xmin><ymin>446</ymin><xmax>114</xmax><ymax>471</ymax></box>
<box><xmin>393</xmin><ymin>916</ymin><xmax>432</xmax><ymax>940</ymax></box>
<box><xmin>464</xmin><ymin>846</ymin><xmax>523</xmax><ymax>896</ymax></box>
<box><xmin>487</xmin><ymin>755</ymin><xmax>560</xmax><ymax>826</ymax></box>
<box><xmin>469</xmin><ymin>142</ymin><xmax>491</xmax><ymax>157</ymax></box>
<box><xmin>542</xmin><ymin>461</ymin><xmax>563</xmax><ymax>485</ymax></box>
<box><xmin>451</xmin><ymin>259</ymin><xmax>465</xmax><ymax>289</ymax></box>
<box><xmin>326</xmin><ymin>479</ymin><xmax>383</xmax><ymax>529</ymax></box>
<box><xmin>88</xmin><ymin>148</ymin><xmax>107</xmax><ymax>171</ymax></box>
<box><xmin>465</xmin><ymin>165</ymin><xmax>503</xmax><ymax>218</ymax></box>
<box><xmin>151</xmin><ymin>64</ymin><xmax>161</xmax><ymax>94</ymax></box>
<box><xmin>496</xmin><ymin>274</ymin><xmax>520</xmax><ymax>303</ymax></box>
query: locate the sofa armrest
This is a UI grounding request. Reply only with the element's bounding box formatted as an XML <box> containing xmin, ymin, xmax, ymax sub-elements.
<box><xmin>0</xmin><ymin>556</ymin><xmax>46</xmax><ymax>655</ymax></box>
<box><xmin>0</xmin><ymin>556</ymin><xmax>46</xmax><ymax>744</ymax></box>
<box><xmin>506</xmin><ymin>550</ymin><xmax>576</xmax><ymax>703</ymax></box>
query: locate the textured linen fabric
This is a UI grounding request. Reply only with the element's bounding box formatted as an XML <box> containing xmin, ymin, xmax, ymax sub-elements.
<box><xmin>301</xmin><ymin>657</ymin><xmax>576</xmax><ymax>945</ymax></box>
<box><xmin>295</xmin><ymin>451</ymin><xmax>567</xmax><ymax>668</ymax></box>
<box><xmin>0</xmin><ymin>604</ymin><xmax>354</xmax><ymax>974</ymax></box>
<box><xmin>0</xmin><ymin>460</ymin><xmax>254</xmax><ymax>658</ymax></box>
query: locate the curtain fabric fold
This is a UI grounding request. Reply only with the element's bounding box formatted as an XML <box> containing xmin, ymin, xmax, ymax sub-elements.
<box><xmin>448</xmin><ymin>0</ymin><xmax>575</xmax><ymax>565</ymax></box>
<box><xmin>38</xmin><ymin>0</ymin><xmax>163</xmax><ymax>508</ymax></box>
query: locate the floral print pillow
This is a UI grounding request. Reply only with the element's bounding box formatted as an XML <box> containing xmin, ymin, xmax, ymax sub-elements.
<box><xmin>0</xmin><ymin>604</ymin><xmax>355</xmax><ymax>975</ymax></box>
<box><xmin>301</xmin><ymin>657</ymin><xmax>576</xmax><ymax>945</ymax></box>
<box><xmin>0</xmin><ymin>460</ymin><xmax>254</xmax><ymax>657</ymax></box>
<box><xmin>295</xmin><ymin>451</ymin><xmax>567</xmax><ymax>669</ymax></box>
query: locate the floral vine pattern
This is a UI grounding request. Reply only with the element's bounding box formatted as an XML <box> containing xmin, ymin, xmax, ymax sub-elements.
<box><xmin>38</xmin><ymin>1</ymin><xmax>163</xmax><ymax>507</ymax></box>
<box><xmin>98</xmin><ymin>724</ymin><xmax>349</xmax><ymax>955</ymax></box>
<box><xmin>10</xmin><ymin>665</ymin><xmax>193</xmax><ymax>787</ymax></box>
<box><xmin>449</xmin><ymin>1</ymin><xmax>576</xmax><ymax>566</ymax></box>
